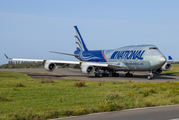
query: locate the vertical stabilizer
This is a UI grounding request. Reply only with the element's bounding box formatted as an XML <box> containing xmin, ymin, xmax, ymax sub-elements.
<box><xmin>74</xmin><ymin>26</ymin><xmax>88</xmax><ymax>51</ymax></box>
<box><xmin>168</xmin><ymin>56</ymin><xmax>173</xmax><ymax>61</ymax></box>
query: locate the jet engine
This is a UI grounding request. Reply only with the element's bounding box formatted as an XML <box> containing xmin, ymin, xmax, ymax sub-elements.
<box><xmin>44</xmin><ymin>62</ymin><xmax>56</xmax><ymax>72</ymax></box>
<box><xmin>81</xmin><ymin>65</ymin><xmax>95</xmax><ymax>75</ymax></box>
<box><xmin>162</xmin><ymin>63</ymin><xmax>172</xmax><ymax>71</ymax></box>
<box><xmin>153</xmin><ymin>62</ymin><xmax>172</xmax><ymax>74</ymax></box>
<box><xmin>153</xmin><ymin>68</ymin><xmax>163</xmax><ymax>74</ymax></box>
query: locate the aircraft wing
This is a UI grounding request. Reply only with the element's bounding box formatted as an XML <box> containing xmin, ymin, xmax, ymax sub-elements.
<box><xmin>4</xmin><ymin>54</ymin><xmax>122</xmax><ymax>69</ymax></box>
<box><xmin>4</xmin><ymin>54</ymin><xmax>80</xmax><ymax>68</ymax></box>
<box><xmin>4</xmin><ymin>54</ymin><xmax>44</xmax><ymax>62</ymax></box>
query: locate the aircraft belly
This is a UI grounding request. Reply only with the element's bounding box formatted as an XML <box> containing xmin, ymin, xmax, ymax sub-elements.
<box><xmin>123</xmin><ymin>60</ymin><xmax>152</xmax><ymax>71</ymax></box>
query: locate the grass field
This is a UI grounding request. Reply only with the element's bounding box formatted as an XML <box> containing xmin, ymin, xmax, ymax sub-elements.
<box><xmin>0</xmin><ymin>71</ymin><xmax>179</xmax><ymax>120</ymax></box>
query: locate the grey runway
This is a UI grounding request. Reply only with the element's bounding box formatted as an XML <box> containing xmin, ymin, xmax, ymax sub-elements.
<box><xmin>50</xmin><ymin>105</ymin><xmax>179</xmax><ymax>120</ymax></box>
<box><xmin>0</xmin><ymin>68</ymin><xmax>179</xmax><ymax>82</ymax></box>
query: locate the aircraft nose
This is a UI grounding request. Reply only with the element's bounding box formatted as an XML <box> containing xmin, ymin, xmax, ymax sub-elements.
<box><xmin>159</xmin><ymin>56</ymin><xmax>166</xmax><ymax>64</ymax></box>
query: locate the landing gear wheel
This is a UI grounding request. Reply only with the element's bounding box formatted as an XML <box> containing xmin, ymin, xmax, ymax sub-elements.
<box><xmin>125</xmin><ymin>72</ymin><xmax>133</xmax><ymax>77</ymax></box>
<box><xmin>116</xmin><ymin>73</ymin><xmax>119</xmax><ymax>77</ymax></box>
<box><xmin>148</xmin><ymin>73</ymin><xmax>153</xmax><ymax>80</ymax></box>
<box><xmin>125</xmin><ymin>74</ymin><xmax>128</xmax><ymax>77</ymax></box>
<box><xmin>130</xmin><ymin>74</ymin><xmax>133</xmax><ymax>77</ymax></box>
<box><xmin>112</xmin><ymin>73</ymin><xmax>119</xmax><ymax>77</ymax></box>
<box><xmin>148</xmin><ymin>75</ymin><xmax>153</xmax><ymax>80</ymax></box>
<box><xmin>95</xmin><ymin>73</ymin><xmax>100</xmax><ymax>77</ymax></box>
<box><xmin>102</xmin><ymin>73</ymin><xmax>109</xmax><ymax>77</ymax></box>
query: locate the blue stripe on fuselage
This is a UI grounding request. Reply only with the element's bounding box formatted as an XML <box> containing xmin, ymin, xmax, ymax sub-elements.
<box><xmin>74</xmin><ymin>50</ymin><xmax>145</xmax><ymax>62</ymax></box>
<box><xmin>74</xmin><ymin>50</ymin><xmax>106</xmax><ymax>62</ymax></box>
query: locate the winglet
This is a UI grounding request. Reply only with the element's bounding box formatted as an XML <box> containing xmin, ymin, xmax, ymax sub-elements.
<box><xmin>4</xmin><ymin>54</ymin><xmax>9</xmax><ymax>59</ymax></box>
<box><xmin>4</xmin><ymin>54</ymin><xmax>12</xmax><ymax>60</ymax></box>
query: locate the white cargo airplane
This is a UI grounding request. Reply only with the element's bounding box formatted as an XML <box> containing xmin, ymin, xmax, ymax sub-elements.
<box><xmin>5</xmin><ymin>26</ymin><xmax>173</xmax><ymax>80</ymax></box>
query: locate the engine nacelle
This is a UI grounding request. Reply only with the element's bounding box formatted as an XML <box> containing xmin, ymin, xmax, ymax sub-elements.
<box><xmin>153</xmin><ymin>68</ymin><xmax>163</xmax><ymax>74</ymax></box>
<box><xmin>44</xmin><ymin>62</ymin><xmax>56</xmax><ymax>72</ymax></box>
<box><xmin>162</xmin><ymin>63</ymin><xmax>172</xmax><ymax>71</ymax></box>
<box><xmin>81</xmin><ymin>65</ymin><xmax>95</xmax><ymax>75</ymax></box>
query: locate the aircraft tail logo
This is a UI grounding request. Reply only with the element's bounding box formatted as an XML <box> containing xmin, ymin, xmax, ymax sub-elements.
<box><xmin>74</xmin><ymin>26</ymin><xmax>88</xmax><ymax>51</ymax></box>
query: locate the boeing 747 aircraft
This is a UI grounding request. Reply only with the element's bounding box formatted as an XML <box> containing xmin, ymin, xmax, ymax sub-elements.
<box><xmin>5</xmin><ymin>26</ymin><xmax>173</xmax><ymax>80</ymax></box>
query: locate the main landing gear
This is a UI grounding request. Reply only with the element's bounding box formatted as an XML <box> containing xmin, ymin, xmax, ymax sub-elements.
<box><xmin>112</xmin><ymin>72</ymin><xmax>119</xmax><ymax>77</ymax></box>
<box><xmin>125</xmin><ymin>71</ymin><xmax>133</xmax><ymax>77</ymax></box>
<box><xmin>94</xmin><ymin>69</ymin><xmax>154</xmax><ymax>80</ymax></box>
<box><xmin>95</xmin><ymin>72</ymin><xmax>109</xmax><ymax>77</ymax></box>
<box><xmin>102</xmin><ymin>72</ymin><xmax>109</xmax><ymax>77</ymax></box>
<box><xmin>94</xmin><ymin>71</ymin><xmax>119</xmax><ymax>77</ymax></box>
<box><xmin>95</xmin><ymin>73</ymin><xmax>100</xmax><ymax>77</ymax></box>
<box><xmin>148</xmin><ymin>71</ymin><xmax>153</xmax><ymax>80</ymax></box>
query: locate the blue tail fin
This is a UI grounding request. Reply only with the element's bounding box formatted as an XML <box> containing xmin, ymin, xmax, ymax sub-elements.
<box><xmin>73</xmin><ymin>26</ymin><xmax>88</xmax><ymax>51</ymax></box>
<box><xmin>168</xmin><ymin>56</ymin><xmax>173</xmax><ymax>61</ymax></box>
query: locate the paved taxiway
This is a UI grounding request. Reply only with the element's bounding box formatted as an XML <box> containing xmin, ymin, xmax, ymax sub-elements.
<box><xmin>0</xmin><ymin>68</ymin><xmax>179</xmax><ymax>82</ymax></box>
<box><xmin>50</xmin><ymin>105</ymin><xmax>179</xmax><ymax>120</ymax></box>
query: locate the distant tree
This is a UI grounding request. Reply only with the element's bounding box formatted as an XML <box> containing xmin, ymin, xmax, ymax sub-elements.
<box><xmin>0</xmin><ymin>61</ymin><xmax>44</xmax><ymax>68</ymax></box>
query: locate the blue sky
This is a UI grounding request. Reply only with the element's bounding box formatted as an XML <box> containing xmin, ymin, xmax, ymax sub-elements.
<box><xmin>1</xmin><ymin>0</ymin><xmax>179</xmax><ymax>65</ymax></box>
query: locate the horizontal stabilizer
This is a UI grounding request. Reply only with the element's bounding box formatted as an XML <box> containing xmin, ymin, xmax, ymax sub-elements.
<box><xmin>49</xmin><ymin>51</ymin><xmax>79</xmax><ymax>57</ymax></box>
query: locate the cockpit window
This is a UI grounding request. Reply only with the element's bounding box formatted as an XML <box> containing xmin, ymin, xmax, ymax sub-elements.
<box><xmin>149</xmin><ymin>47</ymin><xmax>158</xmax><ymax>50</ymax></box>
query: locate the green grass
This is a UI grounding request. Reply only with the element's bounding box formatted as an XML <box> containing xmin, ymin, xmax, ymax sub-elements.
<box><xmin>1</xmin><ymin>72</ymin><xmax>179</xmax><ymax>120</ymax></box>
<box><xmin>163</xmin><ymin>64</ymin><xmax>179</xmax><ymax>75</ymax></box>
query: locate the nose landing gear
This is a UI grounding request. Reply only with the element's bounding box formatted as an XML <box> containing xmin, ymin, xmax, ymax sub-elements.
<box><xmin>148</xmin><ymin>70</ymin><xmax>153</xmax><ymax>80</ymax></box>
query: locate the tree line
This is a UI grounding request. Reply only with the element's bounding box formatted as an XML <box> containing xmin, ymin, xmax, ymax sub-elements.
<box><xmin>0</xmin><ymin>61</ymin><xmax>44</xmax><ymax>69</ymax></box>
